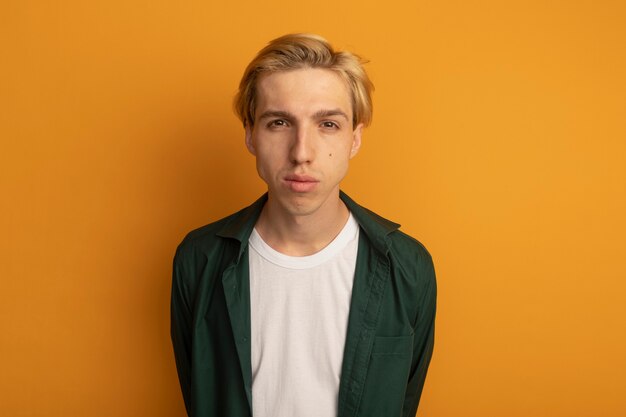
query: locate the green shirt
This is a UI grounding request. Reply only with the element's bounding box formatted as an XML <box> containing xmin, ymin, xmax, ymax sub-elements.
<box><xmin>171</xmin><ymin>192</ymin><xmax>436</xmax><ymax>417</ymax></box>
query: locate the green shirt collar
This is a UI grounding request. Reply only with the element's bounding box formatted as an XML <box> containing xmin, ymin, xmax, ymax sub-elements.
<box><xmin>216</xmin><ymin>191</ymin><xmax>400</xmax><ymax>259</ymax></box>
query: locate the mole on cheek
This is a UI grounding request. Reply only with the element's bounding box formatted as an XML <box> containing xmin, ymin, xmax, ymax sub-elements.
<box><xmin>329</xmin><ymin>153</ymin><xmax>332</xmax><ymax>157</ymax></box>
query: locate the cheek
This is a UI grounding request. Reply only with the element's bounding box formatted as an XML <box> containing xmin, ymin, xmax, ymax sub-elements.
<box><xmin>254</xmin><ymin>159</ymin><xmax>266</xmax><ymax>183</ymax></box>
<box><xmin>254</xmin><ymin>149</ymin><xmax>281</xmax><ymax>182</ymax></box>
<box><xmin>330</xmin><ymin>157</ymin><xmax>350</xmax><ymax>181</ymax></box>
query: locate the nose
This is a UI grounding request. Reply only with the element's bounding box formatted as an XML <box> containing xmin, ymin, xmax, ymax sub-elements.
<box><xmin>289</xmin><ymin>125</ymin><xmax>315</xmax><ymax>165</ymax></box>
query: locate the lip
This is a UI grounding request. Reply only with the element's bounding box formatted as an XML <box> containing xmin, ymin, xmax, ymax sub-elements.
<box><xmin>283</xmin><ymin>174</ymin><xmax>319</xmax><ymax>192</ymax></box>
<box><xmin>284</xmin><ymin>174</ymin><xmax>319</xmax><ymax>182</ymax></box>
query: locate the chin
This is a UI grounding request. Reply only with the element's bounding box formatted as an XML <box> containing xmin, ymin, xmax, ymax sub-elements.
<box><xmin>275</xmin><ymin>193</ymin><xmax>322</xmax><ymax>216</ymax></box>
<box><xmin>285</xmin><ymin>198</ymin><xmax>319</xmax><ymax>216</ymax></box>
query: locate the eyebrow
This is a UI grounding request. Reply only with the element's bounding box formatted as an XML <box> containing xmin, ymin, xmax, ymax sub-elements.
<box><xmin>257</xmin><ymin>109</ymin><xmax>350</xmax><ymax>122</ymax></box>
<box><xmin>312</xmin><ymin>109</ymin><xmax>350</xmax><ymax>121</ymax></box>
<box><xmin>257</xmin><ymin>110</ymin><xmax>294</xmax><ymax>121</ymax></box>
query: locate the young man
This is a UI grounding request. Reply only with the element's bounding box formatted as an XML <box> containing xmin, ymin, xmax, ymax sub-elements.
<box><xmin>171</xmin><ymin>34</ymin><xmax>436</xmax><ymax>417</ymax></box>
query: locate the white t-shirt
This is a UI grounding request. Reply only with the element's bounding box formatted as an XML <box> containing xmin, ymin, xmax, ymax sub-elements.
<box><xmin>248</xmin><ymin>213</ymin><xmax>359</xmax><ymax>417</ymax></box>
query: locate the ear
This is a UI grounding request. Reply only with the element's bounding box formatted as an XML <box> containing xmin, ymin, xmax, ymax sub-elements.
<box><xmin>245</xmin><ymin>125</ymin><xmax>256</xmax><ymax>155</ymax></box>
<box><xmin>349</xmin><ymin>123</ymin><xmax>363</xmax><ymax>159</ymax></box>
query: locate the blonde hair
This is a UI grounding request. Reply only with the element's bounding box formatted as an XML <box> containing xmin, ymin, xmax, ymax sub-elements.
<box><xmin>234</xmin><ymin>33</ymin><xmax>374</xmax><ymax>128</ymax></box>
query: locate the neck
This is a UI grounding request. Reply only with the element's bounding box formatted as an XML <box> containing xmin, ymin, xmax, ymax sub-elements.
<box><xmin>254</xmin><ymin>192</ymin><xmax>350</xmax><ymax>256</ymax></box>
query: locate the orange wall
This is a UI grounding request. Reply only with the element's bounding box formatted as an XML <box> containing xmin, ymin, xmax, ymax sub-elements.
<box><xmin>2</xmin><ymin>1</ymin><xmax>625</xmax><ymax>416</ymax></box>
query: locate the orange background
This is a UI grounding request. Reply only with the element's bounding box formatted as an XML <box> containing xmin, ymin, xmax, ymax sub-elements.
<box><xmin>2</xmin><ymin>1</ymin><xmax>625</xmax><ymax>416</ymax></box>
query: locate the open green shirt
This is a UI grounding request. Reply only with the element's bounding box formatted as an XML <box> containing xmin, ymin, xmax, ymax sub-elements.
<box><xmin>171</xmin><ymin>192</ymin><xmax>436</xmax><ymax>417</ymax></box>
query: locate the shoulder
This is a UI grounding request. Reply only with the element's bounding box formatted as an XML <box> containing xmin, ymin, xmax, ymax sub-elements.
<box><xmin>174</xmin><ymin>203</ymin><xmax>253</xmax><ymax>272</ymax></box>
<box><xmin>172</xmin><ymin>208</ymin><xmax>251</xmax><ymax>300</ymax></box>
<box><xmin>386</xmin><ymin>230</ymin><xmax>437</xmax><ymax>318</ymax></box>
<box><xmin>387</xmin><ymin>229</ymin><xmax>434</xmax><ymax>270</ymax></box>
<box><xmin>176</xmin><ymin>195</ymin><xmax>264</xmax><ymax>256</ymax></box>
<box><xmin>177</xmin><ymin>213</ymin><xmax>235</xmax><ymax>254</ymax></box>
<box><xmin>387</xmin><ymin>228</ymin><xmax>435</xmax><ymax>286</ymax></box>
<box><xmin>174</xmin><ymin>223</ymin><xmax>226</xmax><ymax>269</ymax></box>
<box><xmin>344</xmin><ymin>192</ymin><xmax>435</xmax><ymax>278</ymax></box>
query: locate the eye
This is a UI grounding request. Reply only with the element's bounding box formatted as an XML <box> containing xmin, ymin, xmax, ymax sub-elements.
<box><xmin>267</xmin><ymin>119</ymin><xmax>288</xmax><ymax>128</ymax></box>
<box><xmin>321</xmin><ymin>121</ymin><xmax>339</xmax><ymax>129</ymax></box>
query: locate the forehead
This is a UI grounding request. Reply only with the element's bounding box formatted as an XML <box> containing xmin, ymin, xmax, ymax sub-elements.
<box><xmin>255</xmin><ymin>68</ymin><xmax>352</xmax><ymax>115</ymax></box>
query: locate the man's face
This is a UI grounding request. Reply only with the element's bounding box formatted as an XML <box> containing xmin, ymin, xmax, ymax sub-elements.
<box><xmin>245</xmin><ymin>68</ymin><xmax>363</xmax><ymax>217</ymax></box>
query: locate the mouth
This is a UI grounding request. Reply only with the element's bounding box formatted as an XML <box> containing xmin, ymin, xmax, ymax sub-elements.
<box><xmin>283</xmin><ymin>174</ymin><xmax>319</xmax><ymax>192</ymax></box>
<box><xmin>284</xmin><ymin>174</ymin><xmax>318</xmax><ymax>182</ymax></box>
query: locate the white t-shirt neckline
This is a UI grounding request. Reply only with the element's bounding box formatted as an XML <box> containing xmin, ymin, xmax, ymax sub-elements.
<box><xmin>248</xmin><ymin>213</ymin><xmax>359</xmax><ymax>270</ymax></box>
